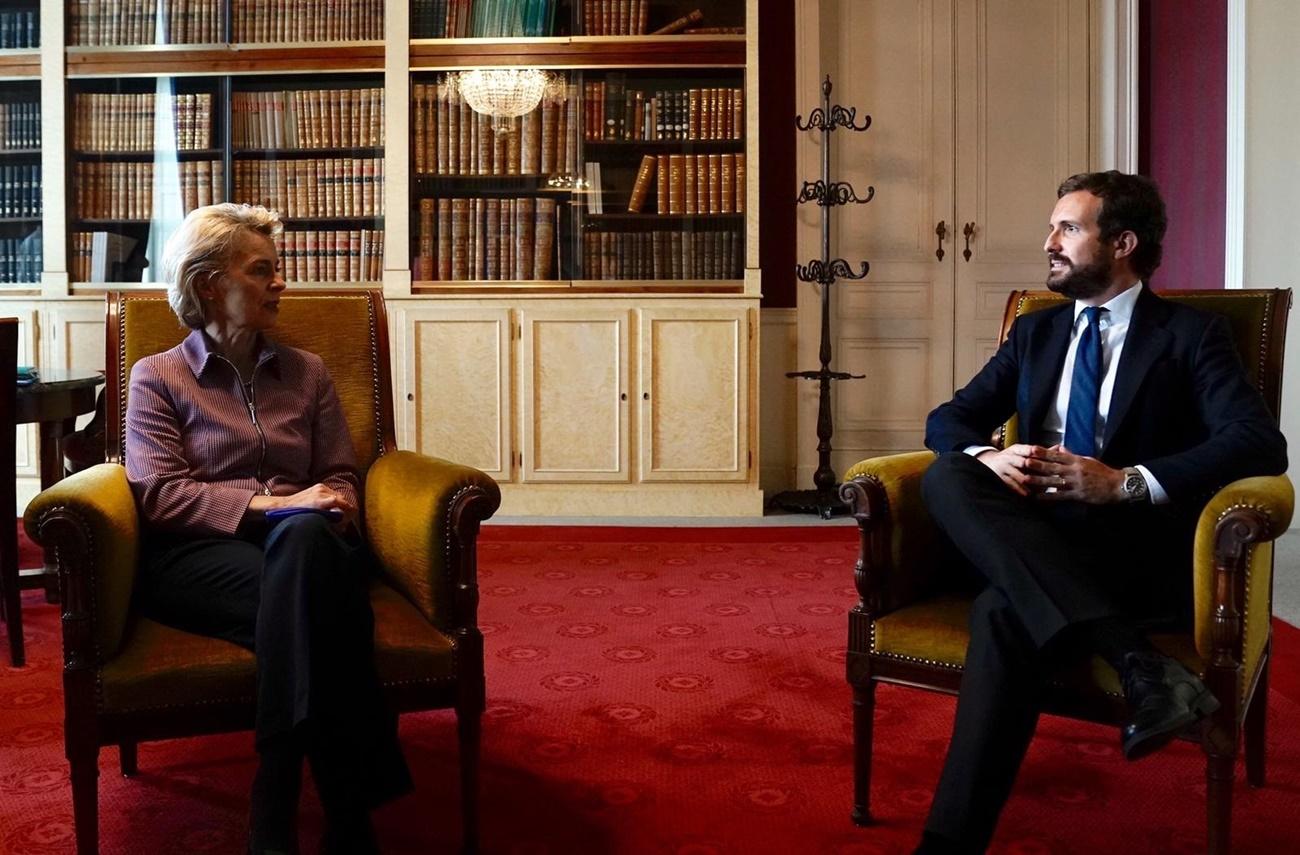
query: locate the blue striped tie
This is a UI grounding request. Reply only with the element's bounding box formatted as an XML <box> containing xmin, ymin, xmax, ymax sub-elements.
<box><xmin>1064</xmin><ymin>306</ymin><xmax>1105</xmax><ymax>457</ymax></box>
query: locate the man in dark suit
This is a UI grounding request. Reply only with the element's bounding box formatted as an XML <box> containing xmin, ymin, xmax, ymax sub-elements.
<box><xmin>914</xmin><ymin>171</ymin><xmax>1288</xmax><ymax>854</ymax></box>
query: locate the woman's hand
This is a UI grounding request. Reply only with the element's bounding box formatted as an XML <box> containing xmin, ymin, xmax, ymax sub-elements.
<box><xmin>249</xmin><ymin>484</ymin><xmax>358</xmax><ymax>527</ymax></box>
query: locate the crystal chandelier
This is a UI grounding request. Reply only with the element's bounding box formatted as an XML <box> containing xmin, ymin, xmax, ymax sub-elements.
<box><xmin>454</xmin><ymin>68</ymin><xmax>555</xmax><ymax>126</ymax></box>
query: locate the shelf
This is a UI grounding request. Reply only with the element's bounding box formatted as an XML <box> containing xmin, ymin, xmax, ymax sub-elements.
<box><xmin>66</xmin><ymin>42</ymin><xmax>385</xmax><ymax>77</ymax></box>
<box><xmin>584</xmin><ymin>139</ymin><xmax>744</xmax><ymax>151</ymax></box>
<box><xmin>409</xmin><ymin>35</ymin><xmax>745</xmax><ymax>70</ymax></box>
<box><xmin>583</xmin><ymin>212</ymin><xmax>744</xmax><ymax>221</ymax></box>
<box><xmin>74</xmin><ymin>219</ymin><xmax>153</xmax><ymax>225</ymax></box>
<box><xmin>0</xmin><ymin>50</ymin><xmax>40</xmax><ymax>79</ymax></box>
<box><xmin>0</xmin><ymin>217</ymin><xmax>42</xmax><ymax>224</ymax></box>
<box><xmin>278</xmin><ymin>216</ymin><xmax>385</xmax><ymax>224</ymax></box>
<box><xmin>235</xmin><ymin>147</ymin><xmax>384</xmax><ymax>158</ymax></box>
<box><xmin>72</xmin><ymin>149</ymin><xmax>224</xmax><ymax>159</ymax></box>
<box><xmin>411</xmin><ymin>278</ymin><xmax>745</xmax><ymax>295</ymax></box>
<box><xmin>0</xmin><ymin>148</ymin><xmax>41</xmax><ymax>156</ymax></box>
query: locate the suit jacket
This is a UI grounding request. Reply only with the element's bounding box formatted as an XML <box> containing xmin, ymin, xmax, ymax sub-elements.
<box><xmin>925</xmin><ymin>286</ymin><xmax>1287</xmax><ymax>511</ymax></box>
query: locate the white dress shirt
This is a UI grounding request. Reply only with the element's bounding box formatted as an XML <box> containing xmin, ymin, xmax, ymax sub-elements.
<box><xmin>965</xmin><ymin>282</ymin><xmax>1169</xmax><ymax>504</ymax></box>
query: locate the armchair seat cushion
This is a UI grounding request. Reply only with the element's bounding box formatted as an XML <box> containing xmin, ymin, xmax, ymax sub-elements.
<box><xmin>871</xmin><ymin>591</ymin><xmax>1204</xmax><ymax>699</ymax></box>
<box><xmin>100</xmin><ymin>581</ymin><xmax>456</xmax><ymax>715</ymax></box>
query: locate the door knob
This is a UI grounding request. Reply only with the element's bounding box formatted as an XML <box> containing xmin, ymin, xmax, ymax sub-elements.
<box><xmin>935</xmin><ymin>220</ymin><xmax>946</xmax><ymax>261</ymax></box>
<box><xmin>962</xmin><ymin>222</ymin><xmax>975</xmax><ymax>262</ymax></box>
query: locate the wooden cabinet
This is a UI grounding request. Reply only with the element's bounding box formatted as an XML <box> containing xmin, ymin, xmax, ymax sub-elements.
<box><xmin>638</xmin><ymin>306</ymin><xmax>749</xmax><ymax>482</ymax></box>
<box><xmin>392</xmin><ymin>299</ymin><xmax>761</xmax><ymax>513</ymax></box>
<box><xmin>519</xmin><ymin>307</ymin><xmax>631</xmax><ymax>482</ymax></box>
<box><xmin>397</xmin><ymin>304</ymin><xmax>513</xmax><ymax>481</ymax></box>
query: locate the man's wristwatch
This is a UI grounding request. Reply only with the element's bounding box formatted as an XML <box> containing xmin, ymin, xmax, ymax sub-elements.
<box><xmin>1120</xmin><ymin>467</ymin><xmax>1149</xmax><ymax>503</ymax></box>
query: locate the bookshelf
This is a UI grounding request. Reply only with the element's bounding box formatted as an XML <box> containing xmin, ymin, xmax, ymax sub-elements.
<box><xmin>11</xmin><ymin>0</ymin><xmax>761</xmax><ymax>517</ymax></box>
<box><xmin>0</xmin><ymin>79</ymin><xmax>41</xmax><ymax>287</ymax></box>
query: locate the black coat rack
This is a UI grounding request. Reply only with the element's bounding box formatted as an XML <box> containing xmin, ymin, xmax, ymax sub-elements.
<box><xmin>769</xmin><ymin>75</ymin><xmax>873</xmax><ymax>519</ymax></box>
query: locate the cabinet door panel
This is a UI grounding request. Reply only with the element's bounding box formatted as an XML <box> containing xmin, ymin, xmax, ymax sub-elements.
<box><xmin>401</xmin><ymin>307</ymin><xmax>512</xmax><ymax>481</ymax></box>
<box><xmin>7</xmin><ymin>307</ymin><xmax>38</xmax><ymax>479</ymax></box>
<box><xmin>803</xmin><ymin>0</ymin><xmax>956</xmax><ymax>478</ymax></box>
<box><xmin>520</xmin><ymin>310</ymin><xmax>629</xmax><ymax>482</ymax></box>
<box><xmin>43</xmin><ymin>303</ymin><xmax>107</xmax><ymax>433</ymax></box>
<box><xmin>953</xmin><ymin>0</ymin><xmax>1092</xmax><ymax>386</ymax></box>
<box><xmin>639</xmin><ymin>308</ymin><xmax>749</xmax><ymax>482</ymax></box>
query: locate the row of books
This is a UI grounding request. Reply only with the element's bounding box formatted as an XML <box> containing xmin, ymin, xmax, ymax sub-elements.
<box><xmin>414</xmin><ymin>196</ymin><xmax>558</xmax><ymax>281</ymax></box>
<box><xmin>73</xmin><ymin>160</ymin><xmax>224</xmax><ymax>220</ymax></box>
<box><xmin>0</xmin><ymin>10</ymin><xmax>38</xmax><ymax>48</ymax></box>
<box><xmin>233</xmin><ymin>157</ymin><xmax>385</xmax><ymax>219</ymax></box>
<box><xmin>412</xmin><ymin>80</ymin><xmax>578</xmax><ymax>177</ymax></box>
<box><xmin>0</xmin><ymin>103</ymin><xmax>41</xmax><ymax>150</ymax></box>
<box><xmin>584</xmin><ymin>82</ymin><xmax>743</xmax><ymax>141</ymax></box>
<box><xmin>72</xmin><ymin>93</ymin><xmax>213</xmax><ymax>153</ymax></box>
<box><xmin>0</xmin><ymin>232</ymin><xmax>41</xmax><ymax>285</ymax></box>
<box><xmin>412</xmin><ymin>0</ymin><xmax>557</xmax><ymax>39</ymax></box>
<box><xmin>0</xmin><ymin>165</ymin><xmax>42</xmax><ymax>219</ymax></box>
<box><xmin>273</xmin><ymin>229</ymin><xmax>384</xmax><ymax>282</ymax></box>
<box><xmin>231</xmin><ymin>88</ymin><xmax>385</xmax><ymax>151</ymax></box>
<box><xmin>231</xmin><ymin>0</ymin><xmax>383</xmax><ymax>42</ymax></box>
<box><xmin>581</xmin><ymin>228</ymin><xmax>741</xmax><ymax>280</ymax></box>
<box><xmin>582</xmin><ymin>0</ymin><xmax>647</xmax><ymax>35</ymax></box>
<box><xmin>69</xmin><ymin>0</ymin><xmax>222</xmax><ymax>46</ymax></box>
<box><xmin>633</xmin><ymin>152</ymin><xmax>745</xmax><ymax>214</ymax></box>
<box><xmin>70</xmin><ymin>231</ymin><xmax>139</xmax><ymax>282</ymax></box>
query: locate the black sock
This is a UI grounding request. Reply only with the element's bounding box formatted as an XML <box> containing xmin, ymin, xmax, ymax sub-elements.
<box><xmin>1083</xmin><ymin>617</ymin><xmax>1156</xmax><ymax>674</ymax></box>
<box><xmin>250</xmin><ymin>734</ymin><xmax>303</xmax><ymax>852</ymax></box>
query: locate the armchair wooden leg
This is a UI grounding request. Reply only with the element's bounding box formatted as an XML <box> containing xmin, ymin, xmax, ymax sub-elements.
<box><xmin>1245</xmin><ymin>654</ymin><xmax>1269</xmax><ymax>788</ymax></box>
<box><xmin>69</xmin><ymin>747</ymin><xmax>100</xmax><ymax>855</ymax></box>
<box><xmin>120</xmin><ymin>741</ymin><xmax>138</xmax><ymax>777</ymax></box>
<box><xmin>457</xmin><ymin>709</ymin><xmax>481</xmax><ymax>855</ymax></box>
<box><xmin>1206</xmin><ymin>752</ymin><xmax>1236</xmax><ymax>855</ymax></box>
<box><xmin>851</xmin><ymin>681</ymin><xmax>876</xmax><ymax>826</ymax></box>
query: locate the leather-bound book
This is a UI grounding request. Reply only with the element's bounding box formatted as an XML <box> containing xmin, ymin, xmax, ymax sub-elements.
<box><xmin>683</xmin><ymin>154</ymin><xmax>697</xmax><ymax>215</ymax></box>
<box><xmin>541</xmin><ymin>98</ymin><xmax>558</xmax><ymax>175</ymax></box>
<box><xmin>707</xmin><ymin>153</ymin><xmax>722</xmax><ymax>214</ymax></box>
<box><xmin>734</xmin><ymin>153</ymin><xmax>745</xmax><ymax>213</ymax></box>
<box><xmin>522</xmin><ymin>105</ymin><xmax>541</xmax><ymax>174</ymax></box>
<box><xmin>515</xmin><ymin>197</ymin><xmax>535</xmax><ymax>280</ymax></box>
<box><xmin>485</xmin><ymin>198</ymin><xmax>500</xmax><ymax>280</ymax></box>
<box><xmin>651</xmin><ymin>8</ymin><xmax>703</xmax><ymax>35</ymax></box>
<box><xmin>534</xmin><ymin>197</ymin><xmax>556</xmax><ymax>279</ymax></box>
<box><xmin>436</xmin><ymin>81</ymin><xmax>450</xmax><ymax>174</ymax></box>
<box><xmin>668</xmin><ymin>154</ymin><xmax>685</xmax><ymax>214</ymax></box>
<box><xmin>418</xmin><ymin>198</ymin><xmax>434</xmax><ymax>280</ymax></box>
<box><xmin>437</xmin><ymin>198</ymin><xmax>452</xmax><ymax>280</ymax></box>
<box><xmin>451</xmin><ymin>197</ymin><xmax>470</xmax><ymax>280</ymax></box>
<box><xmin>656</xmin><ymin>154</ymin><xmax>670</xmax><ymax>214</ymax></box>
<box><xmin>627</xmin><ymin>154</ymin><xmax>656</xmax><ymax>213</ymax></box>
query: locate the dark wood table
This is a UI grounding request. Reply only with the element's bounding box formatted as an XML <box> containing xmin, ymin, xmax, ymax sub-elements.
<box><xmin>4</xmin><ymin>369</ymin><xmax>105</xmax><ymax>665</ymax></box>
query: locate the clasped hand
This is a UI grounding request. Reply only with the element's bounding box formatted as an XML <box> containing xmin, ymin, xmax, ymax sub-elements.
<box><xmin>976</xmin><ymin>444</ymin><xmax>1123</xmax><ymax>504</ymax></box>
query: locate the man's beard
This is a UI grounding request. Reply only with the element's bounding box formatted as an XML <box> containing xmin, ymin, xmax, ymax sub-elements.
<box><xmin>1046</xmin><ymin>255</ymin><xmax>1113</xmax><ymax>300</ymax></box>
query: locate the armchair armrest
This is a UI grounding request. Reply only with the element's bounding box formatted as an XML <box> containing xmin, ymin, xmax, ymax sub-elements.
<box><xmin>23</xmin><ymin>463</ymin><xmax>140</xmax><ymax>664</ymax></box>
<box><xmin>840</xmin><ymin>451</ymin><xmax>943</xmax><ymax>616</ymax></box>
<box><xmin>1192</xmin><ymin>475</ymin><xmax>1293</xmax><ymax>701</ymax></box>
<box><xmin>365</xmin><ymin>451</ymin><xmax>501</xmax><ymax>631</ymax></box>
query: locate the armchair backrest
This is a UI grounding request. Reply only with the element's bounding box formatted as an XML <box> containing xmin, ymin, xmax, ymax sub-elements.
<box><xmin>107</xmin><ymin>291</ymin><xmax>397</xmax><ymax>475</ymax></box>
<box><xmin>999</xmin><ymin>288</ymin><xmax>1292</xmax><ymax>445</ymax></box>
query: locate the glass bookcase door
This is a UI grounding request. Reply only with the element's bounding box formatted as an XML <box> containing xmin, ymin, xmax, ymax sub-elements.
<box><xmin>67</xmin><ymin>76</ymin><xmax>224</xmax><ymax>285</ymax></box>
<box><xmin>409</xmin><ymin>65</ymin><xmax>745</xmax><ymax>286</ymax></box>
<box><xmin>0</xmin><ymin>80</ymin><xmax>41</xmax><ymax>287</ymax></box>
<box><xmin>409</xmin><ymin>70</ymin><xmax>578</xmax><ymax>285</ymax></box>
<box><xmin>230</xmin><ymin>74</ymin><xmax>385</xmax><ymax>285</ymax></box>
<box><xmin>577</xmin><ymin>0</ymin><xmax>744</xmax><ymax>35</ymax></box>
<box><xmin>576</xmin><ymin>67</ymin><xmax>745</xmax><ymax>282</ymax></box>
<box><xmin>410</xmin><ymin>0</ymin><xmax>574</xmax><ymax>39</ymax></box>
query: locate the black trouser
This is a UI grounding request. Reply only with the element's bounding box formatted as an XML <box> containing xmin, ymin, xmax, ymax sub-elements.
<box><xmin>919</xmin><ymin>452</ymin><xmax>1188</xmax><ymax>851</ymax></box>
<box><xmin>140</xmin><ymin>513</ymin><xmax>411</xmax><ymax>813</ymax></box>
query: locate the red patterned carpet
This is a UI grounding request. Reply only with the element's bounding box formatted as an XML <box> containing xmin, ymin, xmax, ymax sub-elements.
<box><xmin>3</xmin><ymin>524</ymin><xmax>1300</xmax><ymax>854</ymax></box>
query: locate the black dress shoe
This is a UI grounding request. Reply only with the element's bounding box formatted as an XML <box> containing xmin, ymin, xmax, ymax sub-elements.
<box><xmin>1120</xmin><ymin>651</ymin><xmax>1220</xmax><ymax>760</ymax></box>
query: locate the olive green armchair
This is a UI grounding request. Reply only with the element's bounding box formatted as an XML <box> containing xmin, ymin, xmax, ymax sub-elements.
<box><xmin>24</xmin><ymin>291</ymin><xmax>500</xmax><ymax>854</ymax></box>
<box><xmin>841</xmin><ymin>288</ymin><xmax>1293</xmax><ymax>854</ymax></box>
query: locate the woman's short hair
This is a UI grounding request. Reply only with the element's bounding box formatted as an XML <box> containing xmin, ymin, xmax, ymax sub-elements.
<box><xmin>163</xmin><ymin>203</ymin><xmax>283</xmax><ymax>328</ymax></box>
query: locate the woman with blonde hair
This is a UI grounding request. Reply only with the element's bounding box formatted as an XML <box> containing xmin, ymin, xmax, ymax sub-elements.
<box><xmin>126</xmin><ymin>203</ymin><xmax>409</xmax><ymax>854</ymax></box>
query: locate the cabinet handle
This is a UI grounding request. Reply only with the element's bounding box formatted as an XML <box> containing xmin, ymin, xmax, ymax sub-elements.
<box><xmin>935</xmin><ymin>220</ymin><xmax>946</xmax><ymax>261</ymax></box>
<box><xmin>643</xmin><ymin>392</ymin><xmax>649</xmax><ymax>400</ymax></box>
<box><xmin>406</xmin><ymin>392</ymin><xmax>414</xmax><ymax>402</ymax></box>
<box><xmin>620</xmin><ymin>392</ymin><xmax>627</xmax><ymax>401</ymax></box>
<box><xmin>962</xmin><ymin>222</ymin><xmax>975</xmax><ymax>262</ymax></box>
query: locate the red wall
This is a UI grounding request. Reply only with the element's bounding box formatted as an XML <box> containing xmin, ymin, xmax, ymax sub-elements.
<box><xmin>757</xmin><ymin>0</ymin><xmax>796</xmax><ymax>308</ymax></box>
<box><xmin>1139</xmin><ymin>0</ymin><xmax>1227</xmax><ymax>290</ymax></box>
